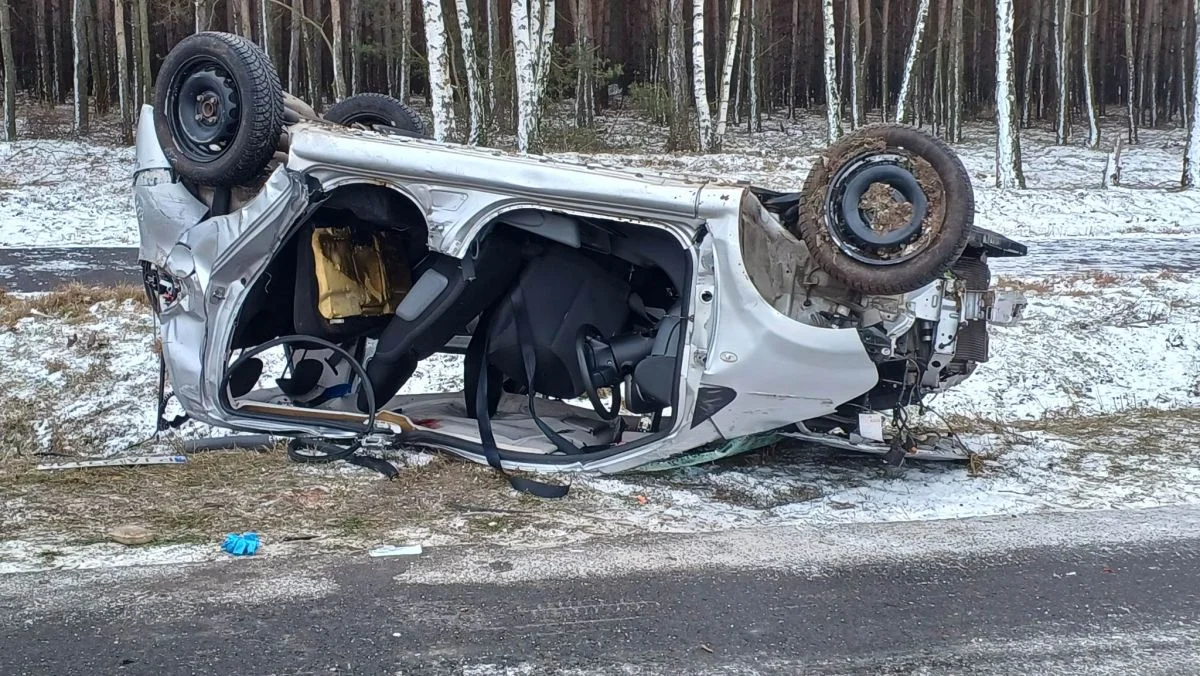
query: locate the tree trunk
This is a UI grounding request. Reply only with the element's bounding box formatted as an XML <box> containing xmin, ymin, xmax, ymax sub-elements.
<box><xmin>349</xmin><ymin>0</ymin><xmax>360</xmax><ymax>94</ymax></box>
<box><xmin>330</xmin><ymin>0</ymin><xmax>346</xmax><ymax>100</ymax></box>
<box><xmin>995</xmin><ymin>0</ymin><xmax>1024</xmax><ymax>187</ymax></box>
<box><xmin>748</xmin><ymin>0</ymin><xmax>758</xmax><ymax>132</ymax></box>
<box><xmin>397</xmin><ymin>0</ymin><xmax>410</xmax><ymax>102</ymax></box>
<box><xmin>305</xmin><ymin>0</ymin><xmax>323</xmax><ymax>106</ymax></box>
<box><xmin>788</xmin><ymin>0</ymin><xmax>798</xmax><ymax>118</ymax></box>
<box><xmin>895</xmin><ymin>0</ymin><xmax>931</xmax><ymax>124</ymax></box>
<box><xmin>260</xmin><ymin>0</ymin><xmax>273</xmax><ymax>62</ymax></box>
<box><xmin>423</xmin><ymin>0</ymin><xmax>456</xmax><ymax>141</ymax></box>
<box><xmin>881</xmin><ymin>0</ymin><xmax>890</xmax><ymax>121</ymax></box>
<box><xmin>487</xmin><ymin>0</ymin><xmax>498</xmax><ymax>117</ymax></box>
<box><xmin>288</xmin><ymin>0</ymin><xmax>301</xmax><ymax>94</ymax></box>
<box><xmin>691</xmin><ymin>0</ymin><xmax>712</xmax><ymax>149</ymax></box>
<box><xmin>820</xmin><ymin>0</ymin><xmax>840</xmax><ymax>142</ymax></box>
<box><xmin>1186</xmin><ymin>0</ymin><xmax>1200</xmax><ymax>185</ymax></box>
<box><xmin>1054</xmin><ymin>0</ymin><xmax>1071</xmax><ymax>144</ymax></box>
<box><xmin>237</xmin><ymin>0</ymin><xmax>252</xmax><ymax>37</ymax></box>
<box><xmin>1178</xmin><ymin>0</ymin><xmax>1190</xmax><ymax>128</ymax></box>
<box><xmin>574</xmin><ymin>0</ymin><xmax>595</xmax><ymax>128</ymax></box>
<box><xmin>72</xmin><ymin>0</ymin><xmax>88</xmax><ymax>132</ymax></box>
<box><xmin>456</xmin><ymin>0</ymin><xmax>485</xmax><ymax>144</ymax></box>
<box><xmin>667</xmin><ymin>0</ymin><xmax>691</xmax><ymax>149</ymax></box>
<box><xmin>933</xmin><ymin>0</ymin><xmax>949</xmax><ymax>135</ymax></box>
<box><xmin>710</xmin><ymin>0</ymin><xmax>741</xmax><ymax>150</ymax></box>
<box><xmin>114</xmin><ymin>0</ymin><xmax>131</xmax><ymax>143</ymax></box>
<box><xmin>1125</xmin><ymin>0</ymin><xmax>1138</xmax><ymax>143</ymax></box>
<box><xmin>1082</xmin><ymin>0</ymin><xmax>1100</xmax><ymax>149</ymax></box>
<box><xmin>848</xmin><ymin>0</ymin><xmax>862</xmax><ymax>128</ymax></box>
<box><xmin>35</xmin><ymin>0</ymin><xmax>51</xmax><ymax>102</ymax></box>
<box><xmin>0</xmin><ymin>0</ymin><xmax>14</xmax><ymax>140</ymax></box>
<box><xmin>949</xmin><ymin>0</ymin><xmax>963</xmax><ymax>141</ymax></box>
<box><xmin>87</xmin><ymin>0</ymin><xmax>108</xmax><ymax>116</ymax></box>
<box><xmin>52</xmin><ymin>0</ymin><xmax>63</xmax><ymax>101</ymax></box>
<box><xmin>1148</xmin><ymin>0</ymin><xmax>1163</xmax><ymax>127</ymax></box>
<box><xmin>1021</xmin><ymin>0</ymin><xmax>1044</xmax><ymax>127</ymax></box>
<box><xmin>136</xmin><ymin>0</ymin><xmax>149</xmax><ymax>107</ymax></box>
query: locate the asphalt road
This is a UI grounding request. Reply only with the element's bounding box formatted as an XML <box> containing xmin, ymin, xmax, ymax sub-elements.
<box><xmin>1</xmin><ymin>235</ymin><xmax>1199</xmax><ymax>292</ymax></box>
<box><xmin>3</xmin><ymin>506</ymin><xmax>1200</xmax><ymax>675</ymax></box>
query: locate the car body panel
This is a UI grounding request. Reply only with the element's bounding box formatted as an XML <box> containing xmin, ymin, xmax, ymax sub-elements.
<box><xmin>133</xmin><ymin>105</ymin><xmax>1018</xmax><ymax>472</ymax></box>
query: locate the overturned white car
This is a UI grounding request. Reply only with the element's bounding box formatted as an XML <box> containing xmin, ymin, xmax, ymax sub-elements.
<box><xmin>135</xmin><ymin>33</ymin><xmax>1025</xmax><ymax>494</ymax></box>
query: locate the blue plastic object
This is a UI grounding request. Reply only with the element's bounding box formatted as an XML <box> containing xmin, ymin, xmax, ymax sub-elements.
<box><xmin>222</xmin><ymin>532</ymin><xmax>260</xmax><ymax>556</ymax></box>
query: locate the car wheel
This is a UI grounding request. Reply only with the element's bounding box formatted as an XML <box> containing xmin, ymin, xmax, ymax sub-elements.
<box><xmin>323</xmin><ymin>93</ymin><xmax>428</xmax><ymax>137</ymax></box>
<box><xmin>153</xmin><ymin>32</ymin><xmax>284</xmax><ymax>187</ymax></box>
<box><xmin>797</xmin><ymin>124</ymin><xmax>974</xmax><ymax>295</ymax></box>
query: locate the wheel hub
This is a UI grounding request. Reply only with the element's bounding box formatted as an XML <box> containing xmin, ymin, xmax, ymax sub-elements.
<box><xmin>166</xmin><ymin>58</ymin><xmax>241</xmax><ymax>162</ymax></box>
<box><xmin>824</xmin><ymin>152</ymin><xmax>932</xmax><ymax>266</ymax></box>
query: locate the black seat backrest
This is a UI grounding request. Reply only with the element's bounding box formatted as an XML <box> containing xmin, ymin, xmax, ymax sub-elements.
<box><xmin>359</xmin><ymin>232</ymin><xmax>524</xmax><ymax>411</ymax></box>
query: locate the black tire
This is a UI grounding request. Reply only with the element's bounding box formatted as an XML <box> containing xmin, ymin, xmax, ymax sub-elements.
<box><xmin>153</xmin><ymin>32</ymin><xmax>283</xmax><ymax>187</ymax></box>
<box><xmin>797</xmin><ymin>124</ymin><xmax>974</xmax><ymax>295</ymax></box>
<box><xmin>323</xmin><ymin>93</ymin><xmax>428</xmax><ymax>137</ymax></box>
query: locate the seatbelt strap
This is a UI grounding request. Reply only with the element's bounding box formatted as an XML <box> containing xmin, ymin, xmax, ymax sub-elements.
<box><xmin>473</xmin><ymin>305</ymin><xmax>569</xmax><ymax>498</ymax></box>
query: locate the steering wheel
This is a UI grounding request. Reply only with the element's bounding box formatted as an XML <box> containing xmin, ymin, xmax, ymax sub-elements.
<box><xmin>575</xmin><ymin>325</ymin><xmax>622</xmax><ymax>420</ymax></box>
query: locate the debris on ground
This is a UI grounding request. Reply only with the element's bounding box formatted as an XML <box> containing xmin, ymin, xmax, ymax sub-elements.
<box><xmin>368</xmin><ymin>544</ymin><xmax>423</xmax><ymax>557</ymax></box>
<box><xmin>36</xmin><ymin>455</ymin><xmax>187</xmax><ymax>471</ymax></box>
<box><xmin>107</xmin><ymin>525</ymin><xmax>154</xmax><ymax>546</ymax></box>
<box><xmin>222</xmin><ymin>532</ymin><xmax>260</xmax><ymax>556</ymax></box>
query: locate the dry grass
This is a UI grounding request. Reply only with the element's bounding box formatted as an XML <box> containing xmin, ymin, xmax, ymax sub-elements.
<box><xmin>0</xmin><ymin>284</ymin><xmax>146</xmax><ymax>329</ymax></box>
<box><xmin>0</xmin><ymin>446</ymin><xmax>549</xmax><ymax>545</ymax></box>
<box><xmin>995</xmin><ymin>270</ymin><xmax>1126</xmax><ymax>295</ymax></box>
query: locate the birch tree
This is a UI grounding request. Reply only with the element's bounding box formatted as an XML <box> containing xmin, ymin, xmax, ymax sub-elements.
<box><xmin>0</xmin><ymin>0</ymin><xmax>14</xmax><ymax>140</ymax></box>
<box><xmin>114</xmin><ymin>0</ymin><xmax>131</xmax><ymax>142</ymax></box>
<box><xmin>1082</xmin><ymin>0</ymin><xmax>1100</xmax><ymax>149</ymax></box>
<box><xmin>195</xmin><ymin>0</ymin><xmax>213</xmax><ymax>32</ymax></box>
<box><xmin>895</xmin><ymin>0</ymin><xmax>930</xmax><ymax>124</ymax></box>
<box><xmin>487</xmin><ymin>0</ymin><xmax>498</xmax><ymax>115</ymax></box>
<box><xmin>349</xmin><ymin>0</ymin><xmax>360</xmax><ymax>94</ymax></box>
<box><xmin>1184</xmin><ymin>0</ymin><xmax>1200</xmax><ymax>187</ymax></box>
<box><xmin>456</xmin><ymin>0</ymin><xmax>485</xmax><ymax>144</ymax></box>
<box><xmin>710</xmin><ymin>0</ymin><xmax>742</xmax><ymax>151</ymax></box>
<box><xmin>398</xmin><ymin>0</ymin><xmax>410</xmax><ymax>101</ymax></box>
<box><xmin>995</xmin><ymin>0</ymin><xmax>1024</xmax><ymax>188</ymax></box>
<box><xmin>424</xmin><ymin>0</ymin><xmax>456</xmax><ymax>142</ymax></box>
<box><xmin>691</xmin><ymin>0</ymin><xmax>712</xmax><ymax>150</ymax></box>
<box><xmin>949</xmin><ymin>0</ymin><xmax>964</xmax><ymax>142</ymax></box>
<box><xmin>747</xmin><ymin>0</ymin><xmax>758</xmax><ymax>132</ymax></box>
<box><xmin>72</xmin><ymin>0</ymin><xmax>87</xmax><ymax>132</ymax></box>
<box><xmin>574</xmin><ymin>0</ymin><xmax>595</xmax><ymax>128</ymax></box>
<box><xmin>260</xmin><ymin>0</ymin><xmax>273</xmax><ymax>62</ymax></box>
<box><xmin>135</xmin><ymin>0</ymin><xmax>148</xmax><ymax>104</ymax></box>
<box><xmin>1054</xmin><ymin>0</ymin><xmax>1072</xmax><ymax>144</ymax></box>
<box><xmin>330</xmin><ymin>0</ymin><xmax>347</xmax><ymax>100</ymax></box>
<box><xmin>880</xmin><ymin>0</ymin><xmax>891</xmax><ymax>120</ymax></box>
<box><xmin>821</xmin><ymin>0</ymin><xmax>841</xmax><ymax>142</ymax></box>
<box><xmin>511</xmin><ymin>0</ymin><xmax>555</xmax><ymax>152</ymax></box>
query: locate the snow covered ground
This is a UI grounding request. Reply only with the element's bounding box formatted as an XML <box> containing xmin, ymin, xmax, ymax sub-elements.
<box><xmin>2</xmin><ymin>108</ymin><xmax>1199</xmax><ymax>571</ymax></box>
<box><xmin>2</xmin><ymin>108</ymin><xmax>1200</xmax><ymax>246</ymax></box>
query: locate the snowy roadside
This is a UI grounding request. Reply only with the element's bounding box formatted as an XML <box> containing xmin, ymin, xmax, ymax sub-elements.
<box><xmin>3</xmin><ymin>112</ymin><xmax>1200</xmax><ymax>247</ymax></box>
<box><xmin>2</xmin><ymin>271</ymin><xmax>1199</xmax><ymax>573</ymax></box>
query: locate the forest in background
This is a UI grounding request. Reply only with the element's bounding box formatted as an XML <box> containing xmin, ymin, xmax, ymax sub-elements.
<box><xmin>0</xmin><ymin>0</ymin><xmax>1198</xmax><ymax>187</ymax></box>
